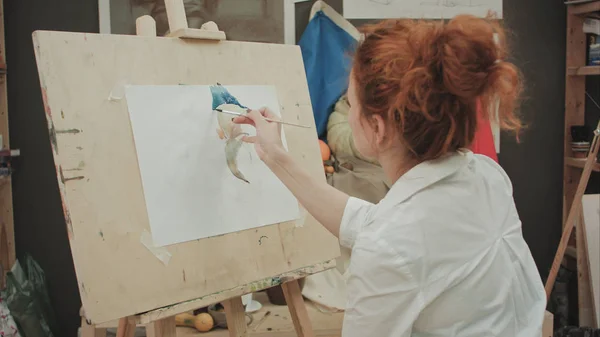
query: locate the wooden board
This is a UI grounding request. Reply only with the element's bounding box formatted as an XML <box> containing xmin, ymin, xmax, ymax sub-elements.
<box><xmin>32</xmin><ymin>30</ymin><xmax>340</xmax><ymax>324</ymax></box>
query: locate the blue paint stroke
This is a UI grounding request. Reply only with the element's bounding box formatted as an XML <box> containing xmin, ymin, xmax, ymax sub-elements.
<box><xmin>209</xmin><ymin>83</ymin><xmax>247</xmax><ymax>110</ymax></box>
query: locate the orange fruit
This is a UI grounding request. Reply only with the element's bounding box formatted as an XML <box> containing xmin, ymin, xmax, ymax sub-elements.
<box><xmin>194</xmin><ymin>313</ymin><xmax>214</xmax><ymax>332</ymax></box>
<box><xmin>319</xmin><ymin>140</ymin><xmax>331</xmax><ymax>161</ymax></box>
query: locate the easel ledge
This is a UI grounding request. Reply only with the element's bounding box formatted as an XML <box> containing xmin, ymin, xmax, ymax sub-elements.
<box><xmin>82</xmin><ymin>280</ymin><xmax>320</xmax><ymax>337</ymax></box>
<box><xmin>84</xmin><ymin>259</ymin><xmax>336</xmax><ymax>327</ymax></box>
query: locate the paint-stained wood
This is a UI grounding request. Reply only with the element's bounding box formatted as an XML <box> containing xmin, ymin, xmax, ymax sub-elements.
<box><xmin>138</xmin><ymin>260</ymin><xmax>334</xmax><ymax>324</ymax></box>
<box><xmin>0</xmin><ymin>0</ymin><xmax>15</xmax><ymax>290</ymax></box>
<box><xmin>32</xmin><ymin>30</ymin><xmax>339</xmax><ymax>324</ymax></box>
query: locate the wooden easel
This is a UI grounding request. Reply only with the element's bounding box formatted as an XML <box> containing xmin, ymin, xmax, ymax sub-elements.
<box><xmin>545</xmin><ymin>119</ymin><xmax>600</xmax><ymax>304</ymax></box>
<box><xmin>0</xmin><ymin>0</ymin><xmax>16</xmax><ymax>290</ymax></box>
<box><xmin>33</xmin><ymin>0</ymin><xmax>339</xmax><ymax>335</ymax></box>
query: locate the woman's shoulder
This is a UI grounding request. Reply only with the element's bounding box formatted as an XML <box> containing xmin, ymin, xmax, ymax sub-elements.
<box><xmin>358</xmin><ymin>152</ymin><xmax>516</xmax><ymax>246</ymax></box>
<box><xmin>355</xmin><ymin>202</ymin><xmax>427</xmax><ymax>259</ymax></box>
<box><xmin>353</xmin><ymin>151</ymin><xmax>516</xmax><ymax>244</ymax></box>
<box><xmin>469</xmin><ymin>153</ymin><xmax>514</xmax><ymax>193</ymax></box>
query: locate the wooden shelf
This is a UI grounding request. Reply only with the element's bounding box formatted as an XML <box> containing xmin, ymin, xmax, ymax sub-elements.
<box><xmin>568</xmin><ymin>66</ymin><xmax>600</xmax><ymax>76</ymax></box>
<box><xmin>568</xmin><ymin>0</ymin><xmax>600</xmax><ymax>16</ymax></box>
<box><xmin>565</xmin><ymin>157</ymin><xmax>600</xmax><ymax>171</ymax></box>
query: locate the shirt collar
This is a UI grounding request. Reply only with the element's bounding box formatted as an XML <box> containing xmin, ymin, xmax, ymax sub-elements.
<box><xmin>381</xmin><ymin>149</ymin><xmax>473</xmax><ymax>207</ymax></box>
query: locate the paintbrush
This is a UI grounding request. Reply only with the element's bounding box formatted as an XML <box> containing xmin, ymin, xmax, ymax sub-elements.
<box><xmin>214</xmin><ymin>108</ymin><xmax>311</xmax><ymax>129</ymax></box>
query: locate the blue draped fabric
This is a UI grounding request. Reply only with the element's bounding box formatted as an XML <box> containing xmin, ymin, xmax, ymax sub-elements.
<box><xmin>298</xmin><ymin>11</ymin><xmax>358</xmax><ymax>140</ymax></box>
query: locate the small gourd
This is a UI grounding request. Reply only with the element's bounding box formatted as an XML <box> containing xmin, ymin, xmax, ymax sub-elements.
<box><xmin>175</xmin><ymin>312</ymin><xmax>214</xmax><ymax>332</ymax></box>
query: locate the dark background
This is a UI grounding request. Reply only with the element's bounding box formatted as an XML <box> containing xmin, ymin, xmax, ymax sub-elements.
<box><xmin>3</xmin><ymin>0</ymin><xmax>596</xmax><ymax>336</ymax></box>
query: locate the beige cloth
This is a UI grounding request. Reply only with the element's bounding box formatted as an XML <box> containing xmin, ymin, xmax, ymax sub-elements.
<box><xmin>326</xmin><ymin>95</ymin><xmax>379</xmax><ymax>166</ymax></box>
<box><xmin>301</xmin><ymin>154</ymin><xmax>390</xmax><ymax>310</ymax></box>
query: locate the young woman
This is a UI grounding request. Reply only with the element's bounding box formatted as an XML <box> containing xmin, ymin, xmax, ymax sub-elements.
<box><xmin>234</xmin><ymin>14</ymin><xmax>546</xmax><ymax>337</ymax></box>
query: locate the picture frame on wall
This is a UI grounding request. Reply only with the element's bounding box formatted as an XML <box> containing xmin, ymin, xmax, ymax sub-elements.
<box><xmin>98</xmin><ymin>0</ymin><xmax>288</xmax><ymax>44</ymax></box>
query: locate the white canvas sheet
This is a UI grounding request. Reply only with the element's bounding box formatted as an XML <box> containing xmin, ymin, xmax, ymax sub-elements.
<box><xmin>342</xmin><ymin>0</ymin><xmax>503</xmax><ymax>19</ymax></box>
<box><xmin>125</xmin><ymin>85</ymin><xmax>300</xmax><ymax>247</ymax></box>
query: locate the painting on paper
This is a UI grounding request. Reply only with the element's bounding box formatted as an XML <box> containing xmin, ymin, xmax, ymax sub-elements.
<box><xmin>125</xmin><ymin>84</ymin><xmax>299</xmax><ymax>247</ymax></box>
<box><xmin>211</xmin><ymin>84</ymin><xmax>252</xmax><ymax>184</ymax></box>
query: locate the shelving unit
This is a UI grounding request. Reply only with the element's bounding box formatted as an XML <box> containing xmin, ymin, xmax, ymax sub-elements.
<box><xmin>563</xmin><ymin>0</ymin><xmax>600</xmax><ymax>328</ymax></box>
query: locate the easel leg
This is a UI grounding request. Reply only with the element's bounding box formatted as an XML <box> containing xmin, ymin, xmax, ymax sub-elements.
<box><xmin>116</xmin><ymin>317</ymin><xmax>136</xmax><ymax>337</ymax></box>
<box><xmin>80</xmin><ymin>317</ymin><xmax>107</xmax><ymax>337</ymax></box>
<box><xmin>223</xmin><ymin>296</ymin><xmax>248</xmax><ymax>337</ymax></box>
<box><xmin>146</xmin><ymin>316</ymin><xmax>176</xmax><ymax>337</ymax></box>
<box><xmin>282</xmin><ymin>279</ymin><xmax>315</xmax><ymax>337</ymax></box>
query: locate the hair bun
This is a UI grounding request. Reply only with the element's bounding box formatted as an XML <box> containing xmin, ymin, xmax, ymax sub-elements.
<box><xmin>352</xmin><ymin>14</ymin><xmax>522</xmax><ymax>161</ymax></box>
<box><xmin>437</xmin><ymin>15</ymin><xmax>501</xmax><ymax>100</ymax></box>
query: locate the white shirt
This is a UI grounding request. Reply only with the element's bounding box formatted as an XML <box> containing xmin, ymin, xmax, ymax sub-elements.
<box><xmin>339</xmin><ymin>150</ymin><xmax>546</xmax><ymax>337</ymax></box>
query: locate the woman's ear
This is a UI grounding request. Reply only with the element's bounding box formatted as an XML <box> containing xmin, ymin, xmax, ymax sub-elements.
<box><xmin>372</xmin><ymin>114</ymin><xmax>388</xmax><ymax>146</ymax></box>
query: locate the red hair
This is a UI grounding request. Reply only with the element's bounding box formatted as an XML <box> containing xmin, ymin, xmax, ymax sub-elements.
<box><xmin>352</xmin><ymin>14</ymin><xmax>522</xmax><ymax>161</ymax></box>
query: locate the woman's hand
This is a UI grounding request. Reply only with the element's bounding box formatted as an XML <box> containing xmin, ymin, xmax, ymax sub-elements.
<box><xmin>232</xmin><ymin>107</ymin><xmax>285</xmax><ymax>163</ymax></box>
<box><xmin>233</xmin><ymin>107</ymin><xmax>351</xmax><ymax>239</ymax></box>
